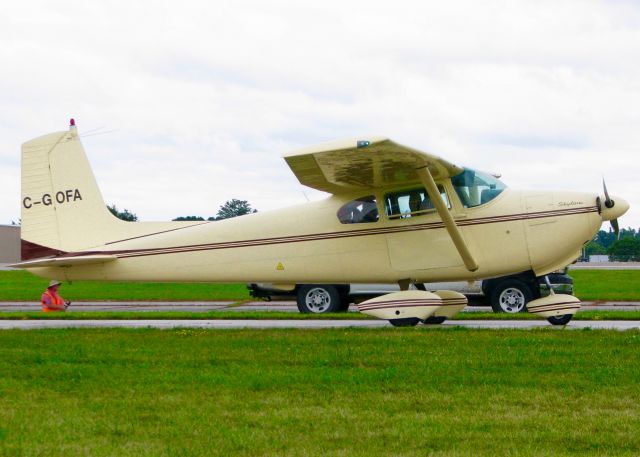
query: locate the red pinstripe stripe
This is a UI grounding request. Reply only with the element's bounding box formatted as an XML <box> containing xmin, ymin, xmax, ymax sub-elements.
<box><xmin>52</xmin><ymin>206</ymin><xmax>599</xmax><ymax>260</ymax></box>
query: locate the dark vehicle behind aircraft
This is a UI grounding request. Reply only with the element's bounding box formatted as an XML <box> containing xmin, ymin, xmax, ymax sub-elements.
<box><xmin>248</xmin><ymin>270</ymin><xmax>573</xmax><ymax>314</ymax></box>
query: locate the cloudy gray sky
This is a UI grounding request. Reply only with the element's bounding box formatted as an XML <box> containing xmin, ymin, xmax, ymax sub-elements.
<box><xmin>1</xmin><ymin>0</ymin><xmax>639</xmax><ymax>228</ymax></box>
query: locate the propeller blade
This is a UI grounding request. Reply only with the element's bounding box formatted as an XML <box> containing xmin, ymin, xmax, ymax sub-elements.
<box><xmin>603</xmin><ymin>178</ymin><xmax>614</xmax><ymax>208</ymax></box>
<box><xmin>611</xmin><ymin>218</ymin><xmax>620</xmax><ymax>239</ymax></box>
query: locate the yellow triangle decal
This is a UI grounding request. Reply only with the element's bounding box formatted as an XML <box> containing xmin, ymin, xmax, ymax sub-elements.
<box><xmin>276</xmin><ymin>262</ymin><xmax>284</xmax><ymax>271</ymax></box>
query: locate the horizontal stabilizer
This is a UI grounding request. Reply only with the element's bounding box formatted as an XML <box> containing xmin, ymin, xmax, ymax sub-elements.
<box><xmin>9</xmin><ymin>254</ymin><xmax>117</xmax><ymax>269</ymax></box>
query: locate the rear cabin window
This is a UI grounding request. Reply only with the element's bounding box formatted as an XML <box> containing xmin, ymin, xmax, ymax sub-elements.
<box><xmin>337</xmin><ymin>196</ymin><xmax>379</xmax><ymax>224</ymax></box>
<box><xmin>451</xmin><ymin>168</ymin><xmax>506</xmax><ymax>208</ymax></box>
<box><xmin>384</xmin><ymin>186</ymin><xmax>450</xmax><ymax>219</ymax></box>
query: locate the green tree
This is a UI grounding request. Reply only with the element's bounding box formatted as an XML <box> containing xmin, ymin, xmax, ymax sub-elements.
<box><xmin>595</xmin><ymin>229</ymin><xmax>617</xmax><ymax>249</ymax></box>
<box><xmin>173</xmin><ymin>216</ymin><xmax>205</xmax><ymax>221</ymax></box>
<box><xmin>107</xmin><ymin>204</ymin><xmax>138</xmax><ymax>222</ymax></box>
<box><xmin>593</xmin><ymin>228</ymin><xmax>639</xmax><ymax>250</ymax></box>
<box><xmin>212</xmin><ymin>199</ymin><xmax>257</xmax><ymax>221</ymax></box>
<box><xmin>608</xmin><ymin>238</ymin><xmax>640</xmax><ymax>262</ymax></box>
<box><xmin>585</xmin><ymin>240</ymin><xmax>606</xmax><ymax>256</ymax></box>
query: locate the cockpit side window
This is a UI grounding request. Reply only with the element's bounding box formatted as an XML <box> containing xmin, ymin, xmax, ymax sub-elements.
<box><xmin>384</xmin><ymin>186</ymin><xmax>450</xmax><ymax>219</ymax></box>
<box><xmin>337</xmin><ymin>195</ymin><xmax>379</xmax><ymax>224</ymax></box>
<box><xmin>451</xmin><ymin>168</ymin><xmax>506</xmax><ymax>208</ymax></box>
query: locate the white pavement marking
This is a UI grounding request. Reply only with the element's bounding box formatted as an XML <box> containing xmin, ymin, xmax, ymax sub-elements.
<box><xmin>570</xmin><ymin>262</ymin><xmax>640</xmax><ymax>270</ymax></box>
<box><xmin>0</xmin><ymin>319</ymin><xmax>388</xmax><ymax>329</ymax></box>
<box><xmin>0</xmin><ymin>301</ymin><xmax>302</xmax><ymax>312</ymax></box>
<box><xmin>445</xmin><ymin>320</ymin><xmax>640</xmax><ymax>330</ymax></box>
<box><xmin>1</xmin><ymin>320</ymin><xmax>639</xmax><ymax>330</ymax></box>
<box><xmin>2</xmin><ymin>301</ymin><xmax>639</xmax><ymax>312</ymax></box>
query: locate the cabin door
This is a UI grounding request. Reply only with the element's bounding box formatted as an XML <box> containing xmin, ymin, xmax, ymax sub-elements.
<box><xmin>384</xmin><ymin>187</ymin><xmax>463</xmax><ymax>272</ymax></box>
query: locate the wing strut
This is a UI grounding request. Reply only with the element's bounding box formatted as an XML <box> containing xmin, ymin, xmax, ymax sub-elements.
<box><xmin>417</xmin><ymin>166</ymin><xmax>479</xmax><ymax>272</ymax></box>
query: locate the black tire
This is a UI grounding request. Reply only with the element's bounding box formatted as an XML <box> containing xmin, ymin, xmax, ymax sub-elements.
<box><xmin>337</xmin><ymin>290</ymin><xmax>352</xmax><ymax>312</ymax></box>
<box><xmin>296</xmin><ymin>285</ymin><xmax>343</xmax><ymax>314</ymax></box>
<box><xmin>389</xmin><ymin>317</ymin><xmax>421</xmax><ymax>327</ymax></box>
<box><xmin>423</xmin><ymin>316</ymin><xmax>446</xmax><ymax>324</ymax></box>
<box><xmin>489</xmin><ymin>279</ymin><xmax>533</xmax><ymax>313</ymax></box>
<box><xmin>547</xmin><ymin>314</ymin><xmax>573</xmax><ymax>325</ymax></box>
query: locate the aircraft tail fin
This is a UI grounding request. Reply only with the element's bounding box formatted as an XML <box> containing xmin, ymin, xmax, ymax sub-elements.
<box><xmin>20</xmin><ymin>121</ymin><xmax>123</xmax><ymax>259</ymax></box>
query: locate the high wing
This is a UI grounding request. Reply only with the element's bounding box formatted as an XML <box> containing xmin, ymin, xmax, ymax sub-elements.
<box><xmin>285</xmin><ymin>136</ymin><xmax>478</xmax><ymax>272</ymax></box>
<box><xmin>284</xmin><ymin>136</ymin><xmax>463</xmax><ymax>194</ymax></box>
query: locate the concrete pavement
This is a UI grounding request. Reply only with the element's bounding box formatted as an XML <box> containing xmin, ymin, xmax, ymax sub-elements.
<box><xmin>1</xmin><ymin>319</ymin><xmax>640</xmax><ymax>330</ymax></box>
<box><xmin>1</xmin><ymin>300</ymin><xmax>639</xmax><ymax>312</ymax></box>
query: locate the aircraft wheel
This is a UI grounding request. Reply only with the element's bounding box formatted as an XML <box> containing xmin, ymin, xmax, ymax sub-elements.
<box><xmin>547</xmin><ymin>314</ymin><xmax>573</xmax><ymax>326</ymax></box>
<box><xmin>490</xmin><ymin>279</ymin><xmax>532</xmax><ymax>313</ymax></box>
<box><xmin>423</xmin><ymin>316</ymin><xmax>446</xmax><ymax>325</ymax></box>
<box><xmin>389</xmin><ymin>317</ymin><xmax>421</xmax><ymax>327</ymax></box>
<box><xmin>297</xmin><ymin>285</ymin><xmax>342</xmax><ymax>314</ymax></box>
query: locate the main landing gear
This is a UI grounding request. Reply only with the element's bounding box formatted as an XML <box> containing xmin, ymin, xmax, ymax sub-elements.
<box><xmin>359</xmin><ymin>289</ymin><xmax>468</xmax><ymax>327</ymax></box>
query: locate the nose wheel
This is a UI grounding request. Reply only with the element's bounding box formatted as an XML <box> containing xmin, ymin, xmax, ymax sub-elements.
<box><xmin>389</xmin><ymin>317</ymin><xmax>421</xmax><ymax>327</ymax></box>
<box><xmin>547</xmin><ymin>314</ymin><xmax>573</xmax><ymax>325</ymax></box>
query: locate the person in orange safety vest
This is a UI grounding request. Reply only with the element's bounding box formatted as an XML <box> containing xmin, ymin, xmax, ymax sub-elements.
<box><xmin>41</xmin><ymin>280</ymin><xmax>71</xmax><ymax>312</ymax></box>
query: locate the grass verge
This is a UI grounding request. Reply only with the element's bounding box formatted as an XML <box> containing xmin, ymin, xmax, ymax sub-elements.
<box><xmin>0</xmin><ymin>310</ymin><xmax>640</xmax><ymax>320</ymax></box>
<box><xmin>569</xmin><ymin>269</ymin><xmax>640</xmax><ymax>301</ymax></box>
<box><xmin>0</xmin><ymin>270</ymin><xmax>250</xmax><ymax>301</ymax></box>
<box><xmin>2</xmin><ymin>269</ymin><xmax>640</xmax><ymax>302</ymax></box>
<box><xmin>0</xmin><ymin>328</ymin><xmax>639</xmax><ymax>456</ymax></box>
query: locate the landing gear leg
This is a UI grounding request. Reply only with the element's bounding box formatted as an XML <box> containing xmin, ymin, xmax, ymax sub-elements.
<box><xmin>394</xmin><ymin>280</ymin><xmax>440</xmax><ymax>324</ymax></box>
<box><xmin>526</xmin><ymin>277</ymin><xmax>580</xmax><ymax>325</ymax></box>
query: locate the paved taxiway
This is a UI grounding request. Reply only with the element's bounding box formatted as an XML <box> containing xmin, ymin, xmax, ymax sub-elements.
<box><xmin>2</xmin><ymin>301</ymin><xmax>639</xmax><ymax>312</ymax></box>
<box><xmin>1</xmin><ymin>319</ymin><xmax>640</xmax><ymax>330</ymax></box>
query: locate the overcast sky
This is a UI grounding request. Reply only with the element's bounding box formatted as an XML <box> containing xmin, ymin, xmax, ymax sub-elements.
<box><xmin>1</xmin><ymin>0</ymin><xmax>638</xmax><ymax>228</ymax></box>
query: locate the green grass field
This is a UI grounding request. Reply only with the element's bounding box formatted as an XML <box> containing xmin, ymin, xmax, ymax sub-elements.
<box><xmin>0</xmin><ymin>271</ymin><xmax>250</xmax><ymax>301</ymax></box>
<box><xmin>1</xmin><ymin>328</ymin><xmax>639</xmax><ymax>456</ymax></box>
<box><xmin>1</xmin><ymin>269</ymin><xmax>639</xmax><ymax>302</ymax></box>
<box><xmin>1</xmin><ymin>309</ymin><xmax>640</xmax><ymax>321</ymax></box>
<box><xmin>570</xmin><ymin>269</ymin><xmax>640</xmax><ymax>301</ymax></box>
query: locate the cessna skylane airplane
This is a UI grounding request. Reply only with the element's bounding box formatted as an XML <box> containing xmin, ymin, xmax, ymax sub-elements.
<box><xmin>13</xmin><ymin>120</ymin><xmax>629</xmax><ymax>326</ymax></box>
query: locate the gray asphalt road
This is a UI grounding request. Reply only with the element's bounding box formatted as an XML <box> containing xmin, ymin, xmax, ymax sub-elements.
<box><xmin>1</xmin><ymin>319</ymin><xmax>640</xmax><ymax>330</ymax></box>
<box><xmin>570</xmin><ymin>262</ymin><xmax>640</xmax><ymax>270</ymax></box>
<box><xmin>3</xmin><ymin>262</ymin><xmax>640</xmax><ymax>271</ymax></box>
<box><xmin>1</xmin><ymin>301</ymin><xmax>638</xmax><ymax>312</ymax></box>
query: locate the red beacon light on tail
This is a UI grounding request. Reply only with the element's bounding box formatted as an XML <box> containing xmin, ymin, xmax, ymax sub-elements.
<box><xmin>69</xmin><ymin>118</ymin><xmax>76</xmax><ymax>127</ymax></box>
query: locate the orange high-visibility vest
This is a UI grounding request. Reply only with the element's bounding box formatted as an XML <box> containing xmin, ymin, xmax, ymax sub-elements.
<box><xmin>41</xmin><ymin>290</ymin><xmax>64</xmax><ymax>312</ymax></box>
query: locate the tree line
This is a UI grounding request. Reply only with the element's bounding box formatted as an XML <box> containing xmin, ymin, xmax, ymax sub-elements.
<box><xmin>107</xmin><ymin>199</ymin><xmax>257</xmax><ymax>223</ymax></box>
<box><xmin>585</xmin><ymin>228</ymin><xmax>640</xmax><ymax>262</ymax></box>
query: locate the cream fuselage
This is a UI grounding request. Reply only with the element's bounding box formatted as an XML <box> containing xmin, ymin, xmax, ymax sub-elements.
<box><xmin>31</xmin><ymin>184</ymin><xmax>603</xmax><ymax>285</ymax></box>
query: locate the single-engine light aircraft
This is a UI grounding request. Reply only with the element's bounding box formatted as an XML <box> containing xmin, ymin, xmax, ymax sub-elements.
<box><xmin>12</xmin><ymin>121</ymin><xmax>629</xmax><ymax>326</ymax></box>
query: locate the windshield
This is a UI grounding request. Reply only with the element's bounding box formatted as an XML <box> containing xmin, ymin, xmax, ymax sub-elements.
<box><xmin>451</xmin><ymin>168</ymin><xmax>506</xmax><ymax>208</ymax></box>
